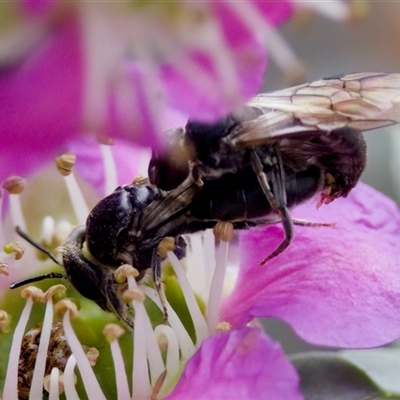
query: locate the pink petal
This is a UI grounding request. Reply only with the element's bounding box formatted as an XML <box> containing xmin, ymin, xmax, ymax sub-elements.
<box><xmin>165</xmin><ymin>327</ymin><xmax>302</xmax><ymax>400</ymax></box>
<box><xmin>20</xmin><ymin>0</ymin><xmax>61</xmax><ymax>16</ymax></box>
<box><xmin>220</xmin><ymin>183</ymin><xmax>400</xmax><ymax>348</ymax></box>
<box><xmin>251</xmin><ymin>1</ymin><xmax>294</xmax><ymax>25</ymax></box>
<box><xmin>0</xmin><ymin>13</ymin><xmax>83</xmax><ymax>181</ymax></box>
<box><xmin>68</xmin><ymin>135</ymin><xmax>150</xmax><ymax>195</ymax></box>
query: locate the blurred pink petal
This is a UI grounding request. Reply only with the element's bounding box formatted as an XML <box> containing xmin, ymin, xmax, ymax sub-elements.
<box><xmin>0</xmin><ymin>13</ymin><xmax>83</xmax><ymax>181</ymax></box>
<box><xmin>68</xmin><ymin>135</ymin><xmax>150</xmax><ymax>195</ymax></box>
<box><xmin>221</xmin><ymin>183</ymin><xmax>400</xmax><ymax>348</ymax></box>
<box><xmin>165</xmin><ymin>327</ymin><xmax>302</xmax><ymax>400</ymax></box>
<box><xmin>0</xmin><ymin>2</ymin><xmax>295</xmax><ymax>174</ymax></box>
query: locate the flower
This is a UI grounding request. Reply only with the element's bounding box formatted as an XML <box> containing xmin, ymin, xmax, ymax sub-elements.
<box><xmin>221</xmin><ymin>183</ymin><xmax>400</xmax><ymax>348</ymax></box>
<box><xmin>0</xmin><ymin>1</ymin><xmax>296</xmax><ymax>182</ymax></box>
<box><xmin>2</xmin><ymin>134</ymin><xmax>400</xmax><ymax>398</ymax></box>
<box><xmin>0</xmin><ymin>139</ymin><xmax>304</xmax><ymax>399</ymax></box>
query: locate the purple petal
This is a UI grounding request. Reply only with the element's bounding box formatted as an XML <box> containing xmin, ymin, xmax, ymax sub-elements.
<box><xmin>165</xmin><ymin>327</ymin><xmax>302</xmax><ymax>400</ymax></box>
<box><xmin>161</xmin><ymin>1</ymin><xmax>295</xmax><ymax>121</ymax></box>
<box><xmin>68</xmin><ymin>135</ymin><xmax>150</xmax><ymax>196</ymax></box>
<box><xmin>0</xmin><ymin>13</ymin><xmax>83</xmax><ymax>181</ymax></box>
<box><xmin>249</xmin><ymin>1</ymin><xmax>294</xmax><ymax>25</ymax></box>
<box><xmin>20</xmin><ymin>0</ymin><xmax>61</xmax><ymax>16</ymax></box>
<box><xmin>220</xmin><ymin>183</ymin><xmax>400</xmax><ymax>348</ymax></box>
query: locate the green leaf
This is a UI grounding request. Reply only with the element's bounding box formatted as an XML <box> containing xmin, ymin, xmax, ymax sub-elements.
<box><xmin>339</xmin><ymin>348</ymin><xmax>400</xmax><ymax>395</ymax></box>
<box><xmin>290</xmin><ymin>351</ymin><xmax>398</xmax><ymax>400</ymax></box>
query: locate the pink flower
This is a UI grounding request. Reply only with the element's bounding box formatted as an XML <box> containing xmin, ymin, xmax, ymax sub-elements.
<box><xmin>0</xmin><ymin>1</ymin><xmax>294</xmax><ymax>182</ymax></box>
<box><xmin>221</xmin><ymin>183</ymin><xmax>400</xmax><ymax>348</ymax></box>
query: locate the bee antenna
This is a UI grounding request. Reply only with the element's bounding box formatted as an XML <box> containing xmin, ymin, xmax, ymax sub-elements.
<box><xmin>10</xmin><ymin>272</ymin><xmax>66</xmax><ymax>290</ymax></box>
<box><xmin>15</xmin><ymin>226</ymin><xmax>62</xmax><ymax>266</ymax></box>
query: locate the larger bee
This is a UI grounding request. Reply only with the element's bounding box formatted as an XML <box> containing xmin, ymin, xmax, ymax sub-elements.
<box><xmin>149</xmin><ymin>72</ymin><xmax>400</xmax><ymax>260</ymax></box>
<box><xmin>11</xmin><ymin>72</ymin><xmax>400</xmax><ymax>328</ymax></box>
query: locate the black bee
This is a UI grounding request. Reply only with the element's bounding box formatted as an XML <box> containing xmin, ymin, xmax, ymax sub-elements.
<box><xmin>149</xmin><ymin>72</ymin><xmax>400</xmax><ymax>261</ymax></box>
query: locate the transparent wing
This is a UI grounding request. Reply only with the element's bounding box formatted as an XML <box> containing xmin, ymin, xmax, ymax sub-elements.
<box><xmin>229</xmin><ymin>72</ymin><xmax>400</xmax><ymax>148</ymax></box>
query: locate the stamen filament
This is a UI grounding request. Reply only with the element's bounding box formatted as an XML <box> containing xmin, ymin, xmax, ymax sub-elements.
<box><xmin>186</xmin><ymin>232</ymin><xmax>215</xmax><ymax>301</ymax></box>
<box><xmin>109</xmin><ymin>339</ymin><xmax>131</xmax><ymax>400</ymax></box>
<box><xmin>63</xmin><ymin>174</ymin><xmax>90</xmax><ymax>226</ymax></box>
<box><xmin>127</xmin><ymin>276</ymin><xmax>151</xmax><ymax>400</ymax></box>
<box><xmin>154</xmin><ymin>325</ymin><xmax>180</xmax><ymax>389</ymax></box>
<box><xmin>29</xmin><ymin>297</ymin><xmax>54</xmax><ymax>399</ymax></box>
<box><xmin>9</xmin><ymin>192</ymin><xmax>28</xmax><ymax>232</ymax></box>
<box><xmin>62</xmin><ymin>310</ymin><xmax>106</xmax><ymax>400</ymax></box>
<box><xmin>227</xmin><ymin>2</ymin><xmax>306</xmax><ymax>82</ymax></box>
<box><xmin>207</xmin><ymin>240</ymin><xmax>229</xmax><ymax>334</ymax></box>
<box><xmin>64</xmin><ymin>355</ymin><xmax>79</xmax><ymax>400</ymax></box>
<box><xmin>140</xmin><ymin>286</ymin><xmax>196</xmax><ymax>361</ymax></box>
<box><xmin>167</xmin><ymin>251</ymin><xmax>208</xmax><ymax>344</ymax></box>
<box><xmin>100</xmin><ymin>144</ymin><xmax>118</xmax><ymax>196</ymax></box>
<box><xmin>128</xmin><ymin>276</ymin><xmax>165</xmax><ymax>384</ymax></box>
<box><xmin>48</xmin><ymin>368</ymin><xmax>60</xmax><ymax>400</ymax></box>
<box><xmin>3</xmin><ymin>294</ymin><xmax>35</xmax><ymax>399</ymax></box>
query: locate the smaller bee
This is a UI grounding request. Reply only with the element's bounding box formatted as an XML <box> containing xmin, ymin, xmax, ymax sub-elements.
<box><xmin>10</xmin><ymin>178</ymin><xmax>195</xmax><ymax>329</ymax></box>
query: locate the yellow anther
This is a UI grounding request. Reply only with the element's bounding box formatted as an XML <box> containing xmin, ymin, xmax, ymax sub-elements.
<box><xmin>215</xmin><ymin>321</ymin><xmax>232</xmax><ymax>332</ymax></box>
<box><xmin>157</xmin><ymin>237</ymin><xmax>175</xmax><ymax>259</ymax></box>
<box><xmin>21</xmin><ymin>287</ymin><xmax>45</xmax><ymax>302</ymax></box>
<box><xmin>115</xmin><ymin>264</ymin><xmax>139</xmax><ymax>283</ymax></box>
<box><xmin>0</xmin><ymin>310</ymin><xmax>11</xmax><ymax>333</ymax></box>
<box><xmin>3</xmin><ymin>240</ymin><xmax>25</xmax><ymax>260</ymax></box>
<box><xmin>3</xmin><ymin>176</ymin><xmax>26</xmax><ymax>194</ymax></box>
<box><xmin>122</xmin><ymin>288</ymin><xmax>145</xmax><ymax>303</ymax></box>
<box><xmin>103</xmin><ymin>323</ymin><xmax>125</xmax><ymax>342</ymax></box>
<box><xmin>213</xmin><ymin>221</ymin><xmax>234</xmax><ymax>242</ymax></box>
<box><xmin>0</xmin><ymin>261</ymin><xmax>9</xmax><ymax>276</ymax></box>
<box><xmin>55</xmin><ymin>299</ymin><xmax>79</xmax><ymax>319</ymax></box>
<box><xmin>44</xmin><ymin>284</ymin><xmax>67</xmax><ymax>301</ymax></box>
<box><xmin>55</xmin><ymin>152</ymin><xmax>76</xmax><ymax>176</ymax></box>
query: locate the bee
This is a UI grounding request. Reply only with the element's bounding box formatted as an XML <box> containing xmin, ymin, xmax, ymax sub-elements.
<box><xmin>149</xmin><ymin>72</ymin><xmax>400</xmax><ymax>261</ymax></box>
<box><xmin>10</xmin><ymin>179</ymin><xmax>197</xmax><ymax>329</ymax></box>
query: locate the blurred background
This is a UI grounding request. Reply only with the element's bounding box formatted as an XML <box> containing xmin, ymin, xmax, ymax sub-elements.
<box><xmin>261</xmin><ymin>1</ymin><xmax>400</xmax><ymax>353</ymax></box>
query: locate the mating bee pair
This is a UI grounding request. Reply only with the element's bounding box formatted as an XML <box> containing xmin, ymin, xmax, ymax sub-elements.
<box><xmin>12</xmin><ymin>72</ymin><xmax>400</xmax><ymax>327</ymax></box>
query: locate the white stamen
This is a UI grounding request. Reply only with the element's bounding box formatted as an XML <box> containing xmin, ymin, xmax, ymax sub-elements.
<box><xmin>41</xmin><ymin>216</ymin><xmax>55</xmax><ymax>244</ymax></box>
<box><xmin>167</xmin><ymin>251</ymin><xmax>208</xmax><ymax>344</ymax></box>
<box><xmin>64</xmin><ymin>356</ymin><xmax>79</xmax><ymax>400</ymax></box>
<box><xmin>154</xmin><ymin>325</ymin><xmax>180</xmax><ymax>389</ymax></box>
<box><xmin>109</xmin><ymin>339</ymin><xmax>131</xmax><ymax>400</ymax></box>
<box><xmin>100</xmin><ymin>144</ymin><xmax>118</xmax><ymax>196</ymax></box>
<box><xmin>29</xmin><ymin>297</ymin><xmax>54</xmax><ymax>399</ymax></box>
<box><xmin>127</xmin><ymin>276</ymin><xmax>151</xmax><ymax>400</ymax></box>
<box><xmin>9</xmin><ymin>192</ymin><xmax>28</xmax><ymax>232</ymax></box>
<box><xmin>140</xmin><ymin>286</ymin><xmax>196</xmax><ymax>361</ymax></box>
<box><xmin>62</xmin><ymin>312</ymin><xmax>106</xmax><ymax>400</ymax></box>
<box><xmin>295</xmin><ymin>1</ymin><xmax>351</xmax><ymax>21</ymax></box>
<box><xmin>123</xmin><ymin>276</ymin><xmax>164</xmax><ymax>385</ymax></box>
<box><xmin>48</xmin><ymin>368</ymin><xmax>60</xmax><ymax>400</ymax></box>
<box><xmin>2</xmin><ymin>296</ymin><xmax>34</xmax><ymax>399</ymax></box>
<box><xmin>63</xmin><ymin>174</ymin><xmax>90</xmax><ymax>226</ymax></box>
<box><xmin>207</xmin><ymin>240</ymin><xmax>229</xmax><ymax>334</ymax></box>
<box><xmin>186</xmin><ymin>231</ymin><xmax>215</xmax><ymax>301</ymax></box>
<box><xmin>227</xmin><ymin>2</ymin><xmax>306</xmax><ymax>80</ymax></box>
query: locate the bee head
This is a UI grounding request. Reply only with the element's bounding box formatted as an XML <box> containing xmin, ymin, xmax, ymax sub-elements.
<box><xmin>317</xmin><ymin>127</ymin><xmax>367</xmax><ymax>207</ymax></box>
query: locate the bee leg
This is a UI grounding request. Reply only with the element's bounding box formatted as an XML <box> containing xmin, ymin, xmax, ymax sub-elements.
<box><xmin>152</xmin><ymin>247</ymin><xmax>170</xmax><ymax>325</ymax></box>
<box><xmin>259</xmin><ymin>206</ymin><xmax>294</xmax><ymax>264</ymax></box>
<box><xmin>250</xmin><ymin>150</ymin><xmax>294</xmax><ymax>264</ymax></box>
<box><xmin>292</xmin><ymin>219</ymin><xmax>336</xmax><ymax>228</ymax></box>
<box><xmin>105</xmin><ymin>276</ymin><xmax>134</xmax><ymax>330</ymax></box>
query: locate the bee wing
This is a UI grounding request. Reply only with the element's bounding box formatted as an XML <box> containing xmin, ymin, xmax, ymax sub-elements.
<box><xmin>135</xmin><ymin>171</ymin><xmax>202</xmax><ymax>237</ymax></box>
<box><xmin>229</xmin><ymin>72</ymin><xmax>400</xmax><ymax>148</ymax></box>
